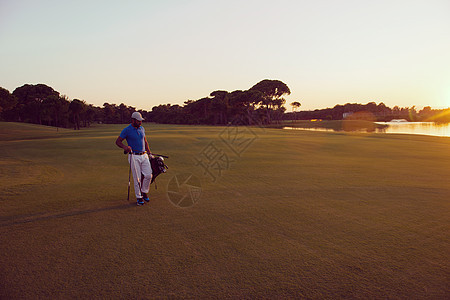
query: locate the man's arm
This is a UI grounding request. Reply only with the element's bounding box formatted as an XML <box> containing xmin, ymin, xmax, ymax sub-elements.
<box><xmin>144</xmin><ymin>137</ymin><xmax>151</xmax><ymax>154</ymax></box>
<box><xmin>116</xmin><ymin>136</ymin><xmax>132</xmax><ymax>153</ymax></box>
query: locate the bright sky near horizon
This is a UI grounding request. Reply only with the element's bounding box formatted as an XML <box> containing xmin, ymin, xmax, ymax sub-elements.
<box><xmin>1</xmin><ymin>0</ymin><xmax>449</xmax><ymax>111</ymax></box>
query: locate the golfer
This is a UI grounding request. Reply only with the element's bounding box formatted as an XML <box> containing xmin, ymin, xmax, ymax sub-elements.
<box><xmin>116</xmin><ymin>112</ymin><xmax>152</xmax><ymax>205</ymax></box>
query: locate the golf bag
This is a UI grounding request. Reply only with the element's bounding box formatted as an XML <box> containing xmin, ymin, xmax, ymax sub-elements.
<box><xmin>150</xmin><ymin>156</ymin><xmax>168</xmax><ymax>185</ymax></box>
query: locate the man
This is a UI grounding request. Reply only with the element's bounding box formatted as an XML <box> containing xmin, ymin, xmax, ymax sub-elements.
<box><xmin>116</xmin><ymin>112</ymin><xmax>152</xmax><ymax>205</ymax></box>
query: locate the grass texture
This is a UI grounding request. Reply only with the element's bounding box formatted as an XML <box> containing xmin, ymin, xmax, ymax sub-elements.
<box><xmin>0</xmin><ymin>122</ymin><xmax>449</xmax><ymax>298</ymax></box>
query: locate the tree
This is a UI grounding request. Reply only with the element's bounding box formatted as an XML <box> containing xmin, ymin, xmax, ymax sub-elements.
<box><xmin>228</xmin><ymin>90</ymin><xmax>248</xmax><ymax>122</ymax></box>
<box><xmin>42</xmin><ymin>95</ymin><xmax>69</xmax><ymax>127</ymax></box>
<box><xmin>0</xmin><ymin>87</ymin><xmax>17</xmax><ymax>121</ymax></box>
<box><xmin>290</xmin><ymin>101</ymin><xmax>301</xmax><ymax>121</ymax></box>
<box><xmin>69</xmin><ymin>99</ymin><xmax>86</xmax><ymax>130</ymax></box>
<box><xmin>291</xmin><ymin>101</ymin><xmax>301</xmax><ymax>112</ymax></box>
<box><xmin>229</xmin><ymin>90</ymin><xmax>264</xmax><ymax>125</ymax></box>
<box><xmin>183</xmin><ymin>98</ymin><xmax>213</xmax><ymax>124</ymax></box>
<box><xmin>250</xmin><ymin>79</ymin><xmax>290</xmax><ymax>123</ymax></box>
<box><xmin>250</xmin><ymin>79</ymin><xmax>291</xmax><ymax>100</ymax></box>
<box><xmin>12</xmin><ymin>84</ymin><xmax>60</xmax><ymax>124</ymax></box>
<box><xmin>84</xmin><ymin>104</ymin><xmax>100</xmax><ymax>126</ymax></box>
<box><xmin>118</xmin><ymin>103</ymin><xmax>133</xmax><ymax>124</ymax></box>
<box><xmin>103</xmin><ymin>103</ymin><xmax>120</xmax><ymax>124</ymax></box>
<box><xmin>210</xmin><ymin>90</ymin><xmax>230</xmax><ymax>125</ymax></box>
<box><xmin>418</xmin><ymin>106</ymin><xmax>433</xmax><ymax>121</ymax></box>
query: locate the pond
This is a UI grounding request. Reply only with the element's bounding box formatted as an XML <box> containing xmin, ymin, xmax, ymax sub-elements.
<box><xmin>284</xmin><ymin>122</ymin><xmax>450</xmax><ymax>137</ymax></box>
<box><xmin>375</xmin><ymin>122</ymin><xmax>450</xmax><ymax>137</ymax></box>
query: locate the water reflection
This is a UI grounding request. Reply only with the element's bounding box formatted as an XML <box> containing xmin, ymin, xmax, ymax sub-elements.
<box><xmin>284</xmin><ymin>122</ymin><xmax>450</xmax><ymax>137</ymax></box>
<box><xmin>375</xmin><ymin>122</ymin><xmax>450</xmax><ymax>137</ymax></box>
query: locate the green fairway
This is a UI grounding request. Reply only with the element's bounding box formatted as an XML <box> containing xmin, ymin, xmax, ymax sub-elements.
<box><xmin>1</xmin><ymin>122</ymin><xmax>449</xmax><ymax>298</ymax></box>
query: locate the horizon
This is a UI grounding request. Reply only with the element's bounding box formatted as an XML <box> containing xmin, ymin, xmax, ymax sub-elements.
<box><xmin>1</xmin><ymin>1</ymin><xmax>449</xmax><ymax>111</ymax></box>
<box><xmin>2</xmin><ymin>81</ymin><xmax>449</xmax><ymax>112</ymax></box>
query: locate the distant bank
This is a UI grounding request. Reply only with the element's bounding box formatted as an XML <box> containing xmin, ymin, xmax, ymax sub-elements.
<box><xmin>283</xmin><ymin>120</ymin><xmax>450</xmax><ymax>137</ymax></box>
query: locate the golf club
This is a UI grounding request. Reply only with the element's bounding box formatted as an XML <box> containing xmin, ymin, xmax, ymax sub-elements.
<box><xmin>124</xmin><ymin>151</ymin><xmax>143</xmax><ymax>203</ymax></box>
<box><xmin>151</xmin><ymin>153</ymin><xmax>169</xmax><ymax>159</ymax></box>
<box><xmin>124</xmin><ymin>150</ymin><xmax>169</xmax><ymax>159</ymax></box>
<box><xmin>127</xmin><ymin>155</ymin><xmax>131</xmax><ymax>202</ymax></box>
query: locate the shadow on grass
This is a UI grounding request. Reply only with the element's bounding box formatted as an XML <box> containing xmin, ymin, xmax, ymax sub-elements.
<box><xmin>0</xmin><ymin>203</ymin><xmax>136</xmax><ymax>227</ymax></box>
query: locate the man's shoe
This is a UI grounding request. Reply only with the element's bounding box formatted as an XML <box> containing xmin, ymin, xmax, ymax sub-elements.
<box><xmin>137</xmin><ymin>198</ymin><xmax>145</xmax><ymax>206</ymax></box>
<box><xmin>142</xmin><ymin>193</ymin><xmax>150</xmax><ymax>203</ymax></box>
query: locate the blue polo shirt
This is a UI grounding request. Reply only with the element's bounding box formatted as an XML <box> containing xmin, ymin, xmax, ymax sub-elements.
<box><xmin>120</xmin><ymin>124</ymin><xmax>146</xmax><ymax>152</ymax></box>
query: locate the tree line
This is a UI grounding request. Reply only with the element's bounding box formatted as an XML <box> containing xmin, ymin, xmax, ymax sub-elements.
<box><xmin>148</xmin><ymin>79</ymin><xmax>291</xmax><ymax>125</ymax></box>
<box><xmin>1</xmin><ymin>81</ymin><xmax>448</xmax><ymax>129</ymax></box>
<box><xmin>284</xmin><ymin>102</ymin><xmax>450</xmax><ymax>123</ymax></box>
<box><xmin>0</xmin><ymin>84</ymin><xmax>148</xmax><ymax>129</ymax></box>
<box><xmin>0</xmin><ymin>79</ymin><xmax>292</xmax><ymax>128</ymax></box>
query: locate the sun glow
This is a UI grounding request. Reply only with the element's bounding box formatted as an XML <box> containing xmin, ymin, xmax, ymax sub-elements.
<box><xmin>424</xmin><ymin>108</ymin><xmax>450</xmax><ymax>122</ymax></box>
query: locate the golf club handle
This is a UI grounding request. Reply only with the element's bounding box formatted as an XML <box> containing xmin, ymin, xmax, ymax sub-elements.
<box><xmin>151</xmin><ymin>153</ymin><xmax>169</xmax><ymax>158</ymax></box>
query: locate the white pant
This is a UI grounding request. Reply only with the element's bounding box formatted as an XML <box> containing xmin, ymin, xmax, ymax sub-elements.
<box><xmin>128</xmin><ymin>154</ymin><xmax>152</xmax><ymax>198</ymax></box>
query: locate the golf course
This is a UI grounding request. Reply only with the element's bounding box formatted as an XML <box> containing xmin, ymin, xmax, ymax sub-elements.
<box><xmin>0</xmin><ymin>121</ymin><xmax>449</xmax><ymax>298</ymax></box>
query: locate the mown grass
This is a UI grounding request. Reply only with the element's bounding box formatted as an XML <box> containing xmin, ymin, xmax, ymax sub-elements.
<box><xmin>0</xmin><ymin>122</ymin><xmax>449</xmax><ymax>298</ymax></box>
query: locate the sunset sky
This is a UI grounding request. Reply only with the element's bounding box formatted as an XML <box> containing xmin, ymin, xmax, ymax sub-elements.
<box><xmin>1</xmin><ymin>0</ymin><xmax>449</xmax><ymax>111</ymax></box>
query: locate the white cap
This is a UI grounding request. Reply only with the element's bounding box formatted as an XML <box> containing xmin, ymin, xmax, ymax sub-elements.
<box><xmin>131</xmin><ymin>112</ymin><xmax>144</xmax><ymax>121</ymax></box>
